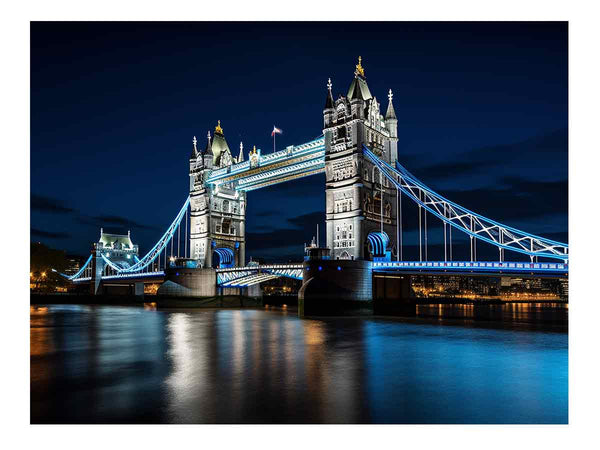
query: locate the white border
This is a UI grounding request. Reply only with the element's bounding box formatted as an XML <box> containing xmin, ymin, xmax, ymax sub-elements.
<box><xmin>3</xmin><ymin>0</ymin><xmax>599</xmax><ymax>447</ymax></box>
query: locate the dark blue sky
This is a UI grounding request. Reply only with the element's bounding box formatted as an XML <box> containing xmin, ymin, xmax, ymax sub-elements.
<box><xmin>31</xmin><ymin>22</ymin><xmax>567</xmax><ymax>261</ymax></box>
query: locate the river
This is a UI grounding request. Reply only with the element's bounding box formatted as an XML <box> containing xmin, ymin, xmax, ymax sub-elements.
<box><xmin>30</xmin><ymin>303</ymin><xmax>567</xmax><ymax>424</ymax></box>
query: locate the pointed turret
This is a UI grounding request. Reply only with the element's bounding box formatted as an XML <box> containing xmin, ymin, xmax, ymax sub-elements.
<box><xmin>204</xmin><ymin>131</ymin><xmax>212</xmax><ymax>155</ymax></box>
<box><xmin>347</xmin><ymin>56</ymin><xmax>372</xmax><ymax>101</ymax></box>
<box><xmin>325</xmin><ymin>78</ymin><xmax>334</xmax><ymax>109</ymax></box>
<box><xmin>385</xmin><ymin>89</ymin><xmax>398</xmax><ymax>140</ymax></box>
<box><xmin>211</xmin><ymin>121</ymin><xmax>233</xmax><ymax>167</ymax></box>
<box><xmin>203</xmin><ymin>130</ymin><xmax>213</xmax><ymax>168</ymax></box>
<box><xmin>385</xmin><ymin>89</ymin><xmax>397</xmax><ymax>120</ymax></box>
<box><xmin>190</xmin><ymin>135</ymin><xmax>199</xmax><ymax>160</ymax></box>
<box><xmin>237</xmin><ymin>141</ymin><xmax>244</xmax><ymax>163</ymax></box>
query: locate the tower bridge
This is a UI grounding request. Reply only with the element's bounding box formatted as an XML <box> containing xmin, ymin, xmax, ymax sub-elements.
<box><xmin>61</xmin><ymin>57</ymin><xmax>568</xmax><ymax>312</ymax></box>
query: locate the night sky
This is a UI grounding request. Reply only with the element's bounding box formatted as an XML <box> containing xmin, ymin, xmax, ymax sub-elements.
<box><xmin>30</xmin><ymin>22</ymin><xmax>567</xmax><ymax>262</ymax></box>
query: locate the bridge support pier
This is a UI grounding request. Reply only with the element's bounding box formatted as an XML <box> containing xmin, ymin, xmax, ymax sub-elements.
<box><xmin>298</xmin><ymin>260</ymin><xmax>372</xmax><ymax>317</ymax></box>
<box><xmin>134</xmin><ymin>282</ymin><xmax>144</xmax><ymax>297</ymax></box>
<box><xmin>372</xmin><ymin>273</ymin><xmax>416</xmax><ymax>316</ymax></box>
<box><xmin>245</xmin><ymin>283</ymin><xmax>262</xmax><ymax>300</ymax></box>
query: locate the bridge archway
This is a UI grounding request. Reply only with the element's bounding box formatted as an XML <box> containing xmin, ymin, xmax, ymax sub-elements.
<box><xmin>365</xmin><ymin>231</ymin><xmax>389</xmax><ymax>260</ymax></box>
<box><xmin>213</xmin><ymin>247</ymin><xmax>234</xmax><ymax>268</ymax></box>
<box><xmin>339</xmin><ymin>250</ymin><xmax>352</xmax><ymax>260</ymax></box>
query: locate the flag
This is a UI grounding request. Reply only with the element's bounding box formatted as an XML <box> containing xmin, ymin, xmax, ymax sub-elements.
<box><xmin>271</xmin><ymin>126</ymin><xmax>283</xmax><ymax>137</ymax></box>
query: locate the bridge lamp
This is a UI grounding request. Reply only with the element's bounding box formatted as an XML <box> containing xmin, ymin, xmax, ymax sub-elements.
<box><xmin>337</xmin><ymin>266</ymin><xmax>342</xmax><ymax>271</ymax></box>
<box><xmin>318</xmin><ymin>266</ymin><xmax>322</xmax><ymax>271</ymax></box>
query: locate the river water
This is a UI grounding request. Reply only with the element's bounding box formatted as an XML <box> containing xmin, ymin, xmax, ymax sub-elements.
<box><xmin>30</xmin><ymin>304</ymin><xmax>568</xmax><ymax>424</ymax></box>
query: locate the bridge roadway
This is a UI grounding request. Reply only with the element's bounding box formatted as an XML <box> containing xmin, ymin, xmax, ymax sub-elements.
<box><xmin>371</xmin><ymin>261</ymin><xmax>569</xmax><ymax>278</ymax></box>
<box><xmin>72</xmin><ymin>260</ymin><xmax>567</xmax><ymax>291</ymax></box>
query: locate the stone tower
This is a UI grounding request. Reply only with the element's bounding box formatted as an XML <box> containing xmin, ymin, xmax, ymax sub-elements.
<box><xmin>323</xmin><ymin>57</ymin><xmax>399</xmax><ymax>261</ymax></box>
<box><xmin>189</xmin><ymin>122</ymin><xmax>246</xmax><ymax>268</ymax></box>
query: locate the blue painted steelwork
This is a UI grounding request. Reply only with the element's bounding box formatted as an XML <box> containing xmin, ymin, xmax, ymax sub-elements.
<box><xmin>367</xmin><ymin>231</ymin><xmax>389</xmax><ymax>256</ymax></box>
<box><xmin>206</xmin><ymin>137</ymin><xmax>325</xmax><ymax>191</ymax></box>
<box><xmin>216</xmin><ymin>264</ymin><xmax>303</xmax><ymax>286</ymax></box>
<box><xmin>373</xmin><ymin>261</ymin><xmax>568</xmax><ymax>275</ymax></box>
<box><xmin>213</xmin><ymin>247</ymin><xmax>234</xmax><ymax>268</ymax></box>
<box><xmin>119</xmin><ymin>196</ymin><xmax>190</xmax><ymax>273</ymax></box>
<box><xmin>363</xmin><ymin>146</ymin><xmax>568</xmax><ymax>261</ymax></box>
<box><xmin>102</xmin><ymin>271</ymin><xmax>165</xmax><ymax>280</ymax></box>
<box><xmin>62</xmin><ymin>254</ymin><xmax>93</xmax><ymax>281</ymax></box>
<box><xmin>101</xmin><ymin>253</ymin><xmax>125</xmax><ymax>272</ymax></box>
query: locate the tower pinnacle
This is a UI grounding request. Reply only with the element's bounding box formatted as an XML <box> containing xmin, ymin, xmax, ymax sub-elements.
<box><xmin>190</xmin><ymin>135</ymin><xmax>199</xmax><ymax>160</ymax></box>
<box><xmin>355</xmin><ymin>56</ymin><xmax>365</xmax><ymax>77</ymax></box>
<box><xmin>385</xmin><ymin>88</ymin><xmax>397</xmax><ymax>120</ymax></box>
<box><xmin>325</xmin><ymin>77</ymin><xmax>334</xmax><ymax>109</ymax></box>
<box><xmin>215</xmin><ymin>120</ymin><xmax>223</xmax><ymax>135</ymax></box>
<box><xmin>238</xmin><ymin>141</ymin><xmax>244</xmax><ymax>162</ymax></box>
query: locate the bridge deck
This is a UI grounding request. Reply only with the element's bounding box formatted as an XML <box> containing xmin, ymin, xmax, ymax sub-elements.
<box><xmin>373</xmin><ymin>261</ymin><xmax>568</xmax><ymax>277</ymax></box>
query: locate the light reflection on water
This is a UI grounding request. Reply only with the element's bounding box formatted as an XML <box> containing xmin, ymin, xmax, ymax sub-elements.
<box><xmin>30</xmin><ymin>304</ymin><xmax>567</xmax><ymax>424</ymax></box>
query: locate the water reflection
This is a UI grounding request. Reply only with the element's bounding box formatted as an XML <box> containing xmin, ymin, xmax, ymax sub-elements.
<box><xmin>416</xmin><ymin>303</ymin><xmax>568</xmax><ymax>327</ymax></box>
<box><xmin>31</xmin><ymin>304</ymin><xmax>567</xmax><ymax>424</ymax></box>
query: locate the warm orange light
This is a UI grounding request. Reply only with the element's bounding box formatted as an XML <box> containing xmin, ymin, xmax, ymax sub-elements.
<box><xmin>41</xmin><ymin>272</ymin><xmax>46</xmax><ymax>278</ymax></box>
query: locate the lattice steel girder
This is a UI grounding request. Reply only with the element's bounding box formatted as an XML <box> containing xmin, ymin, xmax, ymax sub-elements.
<box><xmin>363</xmin><ymin>146</ymin><xmax>568</xmax><ymax>261</ymax></box>
<box><xmin>216</xmin><ymin>264</ymin><xmax>304</xmax><ymax>285</ymax></box>
<box><xmin>102</xmin><ymin>272</ymin><xmax>165</xmax><ymax>280</ymax></box>
<box><xmin>221</xmin><ymin>273</ymin><xmax>280</xmax><ymax>287</ymax></box>
<box><xmin>237</xmin><ymin>158</ymin><xmax>325</xmax><ymax>191</ymax></box>
<box><xmin>206</xmin><ymin>137</ymin><xmax>325</xmax><ymax>189</ymax></box>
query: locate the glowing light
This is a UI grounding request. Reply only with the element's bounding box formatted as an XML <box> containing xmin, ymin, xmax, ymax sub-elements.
<box><xmin>318</xmin><ymin>266</ymin><xmax>322</xmax><ymax>271</ymax></box>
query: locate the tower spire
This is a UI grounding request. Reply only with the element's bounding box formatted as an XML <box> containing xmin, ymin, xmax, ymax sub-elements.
<box><xmin>355</xmin><ymin>55</ymin><xmax>365</xmax><ymax>78</ymax></box>
<box><xmin>385</xmin><ymin>88</ymin><xmax>397</xmax><ymax>120</ymax></box>
<box><xmin>190</xmin><ymin>135</ymin><xmax>199</xmax><ymax>160</ymax></box>
<box><xmin>215</xmin><ymin>120</ymin><xmax>223</xmax><ymax>135</ymax></box>
<box><xmin>238</xmin><ymin>141</ymin><xmax>244</xmax><ymax>163</ymax></box>
<box><xmin>325</xmin><ymin>77</ymin><xmax>334</xmax><ymax>109</ymax></box>
<box><xmin>204</xmin><ymin>130</ymin><xmax>213</xmax><ymax>156</ymax></box>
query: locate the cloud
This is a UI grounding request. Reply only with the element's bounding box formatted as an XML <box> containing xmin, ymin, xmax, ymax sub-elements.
<box><xmin>76</xmin><ymin>214</ymin><xmax>159</xmax><ymax>231</ymax></box>
<box><xmin>246</xmin><ymin>210</ymin><xmax>324</xmax><ymax>253</ymax></box>
<box><xmin>31</xmin><ymin>227</ymin><xmax>71</xmax><ymax>239</ymax></box>
<box><xmin>407</xmin><ymin>128</ymin><xmax>568</xmax><ymax>182</ymax></box>
<box><xmin>31</xmin><ymin>194</ymin><xmax>76</xmax><ymax>214</ymax></box>
<box><xmin>440</xmin><ymin>177</ymin><xmax>568</xmax><ymax>222</ymax></box>
<box><xmin>286</xmin><ymin>211</ymin><xmax>324</xmax><ymax>229</ymax></box>
<box><xmin>254</xmin><ymin>210</ymin><xmax>279</xmax><ymax>217</ymax></box>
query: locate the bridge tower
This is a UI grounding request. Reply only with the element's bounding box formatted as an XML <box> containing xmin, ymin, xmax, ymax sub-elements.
<box><xmin>189</xmin><ymin>122</ymin><xmax>246</xmax><ymax>268</ymax></box>
<box><xmin>323</xmin><ymin>57</ymin><xmax>399</xmax><ymax>261</ymax></box>
<box><xmin>90</xmin><ymin>229</ymin><xmax>139</xmax><ymax>294</ymax></box>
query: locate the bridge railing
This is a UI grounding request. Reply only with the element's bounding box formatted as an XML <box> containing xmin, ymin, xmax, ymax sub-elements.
<box><xmin>373</xmin><ymin>260</ymin><xmax>568</xmax><ymax>274</ymax></box>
